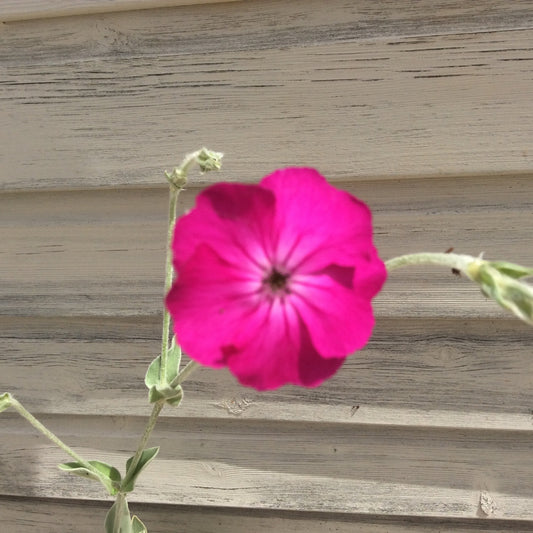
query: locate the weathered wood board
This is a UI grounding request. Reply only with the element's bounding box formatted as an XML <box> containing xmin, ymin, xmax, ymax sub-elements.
<box><xmin>1</xmin><ymin>0</ymin><xmax>532</xmax><ymax>190</ymax></box>
<box><xmin>4</xmin><ymin>497</ymin><xmax>533</xmax><ymax>533</ymax></box>
<box><xmin>2</xmin><ymin>412</ymin><xmax>533</xmax><ymax>519</ymax></box>
<box><xmin>2</xmin><ymin>315</ymin><xmax>533</xmax><ymax>428</ymax></box>
<box><xmin>1</xmin><ymin>177</ymin><xmax>532</xmax><ymax>318</ymax></box>
<box><xmin>0</xmin><ymin>0</ymin><xmax>243</xmax><ymax>22</ymax></box>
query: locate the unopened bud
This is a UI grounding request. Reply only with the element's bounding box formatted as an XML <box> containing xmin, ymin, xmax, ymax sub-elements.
<box><xmin>165</xmin><ymin>148</ymin><xmax>223</xmax><ymax>189</ymax></box>
<box><xmin>466</xmin><ymin>259</ymin><xmax>533</xmax><ymax>325</ymax></box>
<box><xmin>196</xmin><ymin>148</ymin><xmax>224</xmax><ymax>173</ymax></box>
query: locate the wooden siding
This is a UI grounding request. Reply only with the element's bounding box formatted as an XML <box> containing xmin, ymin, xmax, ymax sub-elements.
<box><xmin>1</xmin><ymin>1</ymin><xmax>532</xmax><ymax>532</ymax></box>
<box><xmin>1</xmin><ymin>0</ymin><xmax>533</xmax><ymax>190</ymax></box>
<box><xmin>0</xmin><ymin>0</ymin><xmax>244</xmax><ymax>22</ymax></box>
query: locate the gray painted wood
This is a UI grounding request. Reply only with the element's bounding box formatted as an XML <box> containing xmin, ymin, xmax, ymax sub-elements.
<box><xmin>1</xmin><ymin>0</ymin><xmax>533</xmax><ymax>531</ymax></box>
<box><xmin>1</xmin><ymin>0</ymin><xmax>533</xmax><ymax>190</ymax></box>
<box><xmin>2</xmin><ymin>316</ymin><xmax>533</xmax><ymax>430</ymax></box>
<box><xmin>2</xmin><ymin>413</ymin><xmax>533</xmax><ymax>520</ymax></box>
<box><xmin>4</xmin><ymin>498</ymin><xmax>533</xmax><ymax>533</ymax></box>
<box><xmin>1</xmin><ymin>177</ymin><xmax>532</xmax><ymax>318</ymax></box>
<box><xmin>0</xmin><ymin>0</ymin><xmax>243</xmax><ymax>22</ymax></box>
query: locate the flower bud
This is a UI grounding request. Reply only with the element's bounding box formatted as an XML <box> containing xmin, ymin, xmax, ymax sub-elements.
<box><xmin>466</xmin><ymin>259</ymin><xmax>533</xmax><ymax>325</ymax></box>
<box><xmin>196</xmin><ymin>147</ymin><xmax>224</xmax><ymax>173</ymax></box>
<box><xmin>165</xmin><ymin>148</ymin><xmax>223</xmax><ymax>189</ymax></box>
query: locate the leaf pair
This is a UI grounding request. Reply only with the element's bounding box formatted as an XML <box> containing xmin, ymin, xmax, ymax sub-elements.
<box><xmin>145</xmin><ymin>337</ymin><xmax>183</xmax><ymax>406</ymax></box>
<box><xmin>59</xmin><ymin>447</ymin><xmax>159</xmax><ymax>495</ymax></box>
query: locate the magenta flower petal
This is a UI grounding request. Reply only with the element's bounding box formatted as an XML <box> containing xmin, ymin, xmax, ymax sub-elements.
<box><xmin>226</xmin><ymin>312</ymin><xmax>345</xmax><ymax>390</ymax></box>
<box><xmin>166</xmin><ymin>167</ymin><xmax>387</xmax><ymax>390</ymax></box>
<box><xmin>261</xmin><ymin>168</ymin><xmax>374</xmax><ymax>271</ymax></box>
<box><xmin>166</xmin><ymin>244</ymin><xmax>263</xmax><ymax>368</ymax></box>
<box><xmin>290</xmin><ymin>272</ymin><xmax>375</xmax><ymax>357</ymax></box>
<box><xmin>172</xmin><ymin>183</ymin><xmax>276</xmax><ymax>272</ymax></box>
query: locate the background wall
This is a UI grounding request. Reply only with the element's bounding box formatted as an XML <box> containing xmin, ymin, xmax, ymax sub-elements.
<box><xmin>1</xmin><ymin>1</ymin><xmax>533</xmax><ymax>531</ymax></box>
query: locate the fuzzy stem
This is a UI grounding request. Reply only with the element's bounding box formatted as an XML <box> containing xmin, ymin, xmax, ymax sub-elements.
<box><xmin>385</xmin><ymin>252</ymin><xmax>476</xmax><ymax>276</ymax></box>
<box><xmin>122</xmin><ymin>360</ymin><xmax>201</xmax><ymax>491</ymax></box>
<box><xmin>121</xmin><ymin>400</ymin><xmax>164</xmax><ymax>491</ymax></box>
<box><xmin>8</xmin><ymin>396</ymin><xmax>102</xmax><ymax>479</ymax></box>
<box><xmin>159</xmin><ymin>185</ymin><xmax>180</xmax><ymax>382</ymax></box>
<box><xmin>123</xmin><ymin>149</ymin><xmax>222</xmax><ymax>493</ymax></box>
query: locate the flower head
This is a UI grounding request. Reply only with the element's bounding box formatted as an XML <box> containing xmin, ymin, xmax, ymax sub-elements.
<box><xmin>166</xmin><ymin>168</ymin><xmax>386</xmax><ymax>390</ymax></box>
<box><xmin>466</xmin><ymin>259</ymin><xmax>533</xmax><ymax>325</ymax></box>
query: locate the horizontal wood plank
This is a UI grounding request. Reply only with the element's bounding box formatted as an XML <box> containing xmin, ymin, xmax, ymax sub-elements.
<box><xmin>2</xmin><ymin>316</ymin><xmax>533</xmax><ymax>430</ymax></box>
<box><xmin>1</xmin><ymin>0</ymin><xmax>532</xmax><ymax>190</ymax></box>
<box><xmin>1</xmin><ymin>414</ymin><xmax>533</xmax><ymax>521</ymax></box>
<box><xmin>1</xmin><ymin>176</ymin><xmax>531</xmax><ymax>318</ymax></box>
<box><xmin>0</xmin><ymin>0</ymin><xmax>243</xmax><ymax>22</ymax></box>
<box><xmin>3</xmin><ymin>497</ymin><xmax>533</xmax><ymax>533</ymax></box>
<box><xmin>3</xmin><ymin>0</ymin><xmax>533</xmax><ymax>64</ymax></box>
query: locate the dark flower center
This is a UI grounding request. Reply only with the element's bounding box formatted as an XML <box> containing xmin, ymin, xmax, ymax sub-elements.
<box><xmin>265</xmin><ymin>269</ymin><xmax>290</xmax><ymax>293</ymax></box>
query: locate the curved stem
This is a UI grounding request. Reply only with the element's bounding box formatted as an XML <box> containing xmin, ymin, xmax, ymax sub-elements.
<box><xmin>8</xmin><ymin>396</ymin><xmax>102</xmax><ymax>479</ymax></box>
<box><xmin>385</xmin><ymin>252</ymin><xmax>476</xmax><ymax>276</ymax></box>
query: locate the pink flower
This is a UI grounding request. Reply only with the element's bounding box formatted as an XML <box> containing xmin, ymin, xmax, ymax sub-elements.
<box><xmin>166</xmin><ymin>168</ymin><xmax>386</xmax><ymax>390</ymax></box>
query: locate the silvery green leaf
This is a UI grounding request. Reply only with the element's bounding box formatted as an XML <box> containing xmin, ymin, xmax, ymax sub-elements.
<box><xmin>59</xmin><ymin>460</ymin><xmax>121</xmax><ymax>495</ymax></box>
<box><xmin>122</xmin><ymin>447</ymin><xmax>159</xmax><ymax>493</ymax></box>
<box><xmin>488</xmin><ymin>261</ymin><xmax>533</xmax><ymax>279</ymax></box>
<box><xmin>131</xmin><ymin>516</ymin><xmax>148</xmax><ymax>533</ymax></box>
<box><xmin>105</xmin><ymin>494</ymin><xmax>132</xmax><ymax>533</ymax></box>
<box><xmin>165</xmin><ymin>387</ymin><xmax>183</xmax><ymax>407</ymax></box>
<box><xmin>144</xmin><ymin>355</ymin><xmax>162</xmax><ymax>390</ymax></box>
<box><xmin>144</xmin><ymin>337</ymin><xmax>183</xmax><ymax>405</ymax></box>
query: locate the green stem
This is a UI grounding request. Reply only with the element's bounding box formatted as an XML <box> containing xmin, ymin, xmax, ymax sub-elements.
<box><xmin>123</xmin><ymin>148</ymin><xmax>222</xmax><ymax>493</ymax></box>
<box><xmin>179</xmin><ymin>149</ymin><xmax>204</xmax><ymax>176</ymax></box>
<box><xmin>8</xmin><ymin>395</ymin><xmax>100</xmax><ymax>477</ymax></box>
<box><xmin>160</xmin><ymin>185</ymin><xmax>180</xmax><ymax>381</ymax></box>
<box><xmin>159</xmin><ymin>149</ymin><xmax>214</xmax><ymax>388</ymax></box>
<box><xmin>122</xmin><ymin>360</ymin><xmax>201</xmax><ymax>491</ymax></box>
<box><xmin>124</xmin><ymin>183</ymin><xmax>180</xmax><ymax>490</ymax></box>
<box><xmin>169</xmin><ymin>359</ymin><xmax>200</xmax><ymax>388</ymax></box>
<box><xmin>121</xmin><ymin>400</ymin><xmax>164</xmax><ymax>491</ymax></box>
<box><xmin>385</xmin><ymin>252</ymin><xmax>476</xmax><ymax>276</ymax></box>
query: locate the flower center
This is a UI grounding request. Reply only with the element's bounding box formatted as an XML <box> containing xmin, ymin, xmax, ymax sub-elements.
<box><xmin>264</xmin><ymin>268</ymin><xmax>290</xmax><ymax>294</ymax></box>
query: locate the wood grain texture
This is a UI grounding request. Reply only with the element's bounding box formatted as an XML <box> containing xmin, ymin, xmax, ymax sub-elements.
<box><xmin>2</xmin><ymin>316</ymin><xmax>533</xmax><ymax>430</ymax></box>
<box><xmin>0</xmin><ymin>0</ymin><xmax>243</xmax><ymax>23</ymax></box>
<box><xmin>1</xmin><ymin>0</ymin><xmax>533</xmax><ymax>190</ymax></box>
<box><xmin>1</xmin><ymin>176</ymin><xmax>532</xmax><ymax>318</ymax></box>
<box><xmin>2</xmin><ymin>0</ymin><xmax>533</xmax><ymax>529</ymax></box>
<box><xmin>4</xmin><ymin>498</ymin><xmax>533</xmax><ymax>533</ymax></box>
<box><xmin>1</xmin><ymin>414</ymin><xmax>533</xmax><ymax>521</ymax></box>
